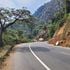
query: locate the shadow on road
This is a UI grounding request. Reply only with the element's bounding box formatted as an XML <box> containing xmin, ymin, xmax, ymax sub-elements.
<box><xmin>14</xmin><ymin>47</ymin><xmax>50</xmax><ymax>53</ymax></box>
<box><xmin>31</xmin><ymin>47</ymin><xmax>50</xmax><ymax>52</ymax></box>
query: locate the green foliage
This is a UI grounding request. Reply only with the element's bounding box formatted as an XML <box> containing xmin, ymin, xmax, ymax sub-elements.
<box><xmin>66</xmin><ymin>0</ymin><xmax>70</xmax><ymax>13</ymax></box>
<box><xmin>67</xmin><ymin>13</ymin><xmax>70</xmax><ymax>19</ymax></box>
<box><xmin>48</xmin><ymin>23</ymin><xmax>56</xmax><ymax>38</ymax></box>
<box><xmin>47</xmin><ymin>4</ymin><xmax>68</xmax><ymax>39</ymax></box>
<box><xmin>3</xmin><ymin>29</ymin><xmax>29</xmax><ymax>45</ymax></box>
<box><xmin>33</xmin><ymin>21</ymin><xmax>47</xmax><ymax>37</ymax></box>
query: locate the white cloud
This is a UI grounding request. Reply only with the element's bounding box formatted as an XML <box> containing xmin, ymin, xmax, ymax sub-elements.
<box><xmin>0</xmin><ymin>0</ymin><xmax>51</xmax><ymax>13</ymax></box>
<box><xmin>17</xmin><ymin>0</ymin><xmax>33</xmax><ymax>4</ymax></box>
<box><xmin>0</xmin><ymin>0</ymin><xmax>16</xmax><ymax>8</ymax></box>
<box><xmin>0</xmin><ymin>0</ymin><xmax>35</xmax><ymax>8</ymax></box>
<box><xmin>0</xmin><ymin>0</ymin><xmax>51</xmax><ymax>8</ymax></box>
<box><xmin>13</xmin><ymin>0</ymin><xmax>35</xmax><ymax>7</ymax></box>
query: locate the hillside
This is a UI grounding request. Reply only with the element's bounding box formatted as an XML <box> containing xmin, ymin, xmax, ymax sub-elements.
<box><xmin>34</xmin><ymin>0</ymin><xmax>65</xmax><ymax>22</ymax></box>
<box><xmin>33</xmin><ymin>0</ymin><xmax>70</xmax><ymax>47</ymax></box>
<box><xmin>49</xmin><ymin>14</ymin><xmax>70</xmax><ymax>47</ymax></box>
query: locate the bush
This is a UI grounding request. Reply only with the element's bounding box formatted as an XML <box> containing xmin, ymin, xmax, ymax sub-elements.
<box><xmin>48</xmin><ymin>23</ymin><xmax>58</xmax><ymax>38</ymax></box>
<box><xmin>3</xmin><ymin>29</ymin><xmax>29</xmax><ymax>45</ymax></box>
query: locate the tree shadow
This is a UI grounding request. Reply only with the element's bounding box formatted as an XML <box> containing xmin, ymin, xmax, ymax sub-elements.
<box><xmin>14</xmin><ymin>46</ymin><xmax>50</xmax><ymax>53</ymax></box>
<box><xmin>31</xmin><ymin>47</ymin><xmax>50</xmax><ymax>52</ymax></box>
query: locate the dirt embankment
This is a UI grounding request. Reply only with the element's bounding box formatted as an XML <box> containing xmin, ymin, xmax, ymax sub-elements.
<box><xmin>49</xmin><ymin>20</ymin><xmax>70</xmax><ymax>47</ymax></box>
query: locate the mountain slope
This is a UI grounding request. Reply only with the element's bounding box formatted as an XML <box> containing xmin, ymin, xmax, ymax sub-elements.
<box><xmin>34</xmin><ymin>0</ymin><xmax>70</xmax><ymax>47</ymax></box>
<box><xmin>34</xmin><ymin>0</ymin><xmax>65</xmax><ymax>22</ymax></box>
<box><xmin>49</xmin><ymin>14</ymin><xmax>70</xmax><ymax>47</ymax></box>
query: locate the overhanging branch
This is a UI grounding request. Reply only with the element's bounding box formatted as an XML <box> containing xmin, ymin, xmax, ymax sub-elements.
<box><xmin>4</xmin><ymin>18</ymin><xmax>31</xmax><ymax>30</ymax></box>
<box><xmin>4</xmin><ymin>19</ymin><xmax>17</xmax><ymax>29</ymax></box>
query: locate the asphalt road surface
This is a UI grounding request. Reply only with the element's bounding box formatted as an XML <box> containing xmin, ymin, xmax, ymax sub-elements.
<box><xmin>12</xmin><ymin>42</ymin><xmax>70</xmax><ymax>70</ymax></box>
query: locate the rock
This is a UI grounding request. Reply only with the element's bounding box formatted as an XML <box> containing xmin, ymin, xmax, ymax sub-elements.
<box><xmin>39</xmin><ymin>38</ymin><xmax>44</xmax><ymax>41</ymax></box>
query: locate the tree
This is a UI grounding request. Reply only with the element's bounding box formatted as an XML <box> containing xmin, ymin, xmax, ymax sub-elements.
<box><xmin>65</xmin><ymin>0</ymin><xmax>67</xmax><ymax>16</ymax></box>
<box><xmin>0</xmin><ymin>7</ymin><xmax>31</xmax><ymax>47</ymax></box>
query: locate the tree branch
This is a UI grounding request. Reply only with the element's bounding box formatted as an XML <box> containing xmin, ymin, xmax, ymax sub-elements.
<box><xmin>4</xmin><ymin>19</ymin><xmax>17</xmax><ymax>29</ymax></box>
<box><xmin>0</xmin><ymin>19</ymin><xmax>3</xmax><ymax>29</ymax></box>
<box><xmin>4</xmin><ymin>18</ymin><xmax>31</xmax><ymax>29</ymax></box>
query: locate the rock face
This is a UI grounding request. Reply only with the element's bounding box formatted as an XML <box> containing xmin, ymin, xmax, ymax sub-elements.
<box><xmin>34</xmin><ymin>0</ymin><xmax>64</xmax><ymax>22</ymax></box>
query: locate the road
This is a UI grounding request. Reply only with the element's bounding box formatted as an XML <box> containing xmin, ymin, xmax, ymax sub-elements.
<box><xmin>11</xmin><ymin>42</ymin><xmax>70</xmax><ymax>70</ymax></box>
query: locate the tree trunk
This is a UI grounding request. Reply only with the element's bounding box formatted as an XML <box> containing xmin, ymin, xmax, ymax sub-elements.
<box><xmin>0</xmin><ymin>29</ymin><xmax>3</xmax><ymax>47</ymax></box>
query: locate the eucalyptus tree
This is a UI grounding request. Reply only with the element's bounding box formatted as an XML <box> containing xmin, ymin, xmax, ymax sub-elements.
<box><xmin>0</xmin><ymin>7</ymin><xmax>31</xmax><ymax>47</ymax></box>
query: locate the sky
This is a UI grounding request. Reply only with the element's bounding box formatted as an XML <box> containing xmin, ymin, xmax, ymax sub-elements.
<box><xmin>0</xmin><ymin>0</ymin><xmax>51</xmax><ymax>14</ymax></box>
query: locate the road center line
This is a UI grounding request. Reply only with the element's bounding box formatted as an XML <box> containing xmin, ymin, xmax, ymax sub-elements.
<box><xmin>60</xmin><ymin>52</ymin><xmax>70</xmax><ymax>56</ymax></box>
<box><xmin>29</xmin><ymin>45</ymin><xmax>51</xmax><ymax>70</ymax></box>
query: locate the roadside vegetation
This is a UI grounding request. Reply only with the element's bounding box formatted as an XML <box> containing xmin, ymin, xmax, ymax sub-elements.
<box><xmin>33</xmin><ymin>0</ymin><xmax>70</xmax><ymax>47</ymax></box>
<box><xmin>0</xmin><ymin>7</ymin><xmax>34</xmax><ymax>65</ymax></box>
<box><xmin>48</xmin><ymin>0</ymin><xmax>70</xmax><ymax>47</ymax></box>
<box><xmin>0</xmin><ymin>0</ymin><xmax>70</xmax><ymax>65</ymax></box>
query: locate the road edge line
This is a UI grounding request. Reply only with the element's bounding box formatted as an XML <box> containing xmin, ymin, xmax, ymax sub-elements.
<box><xmin>29</xmin><ymin>45</ymin><xmax>51</xmax><ymax>70</ymax></box>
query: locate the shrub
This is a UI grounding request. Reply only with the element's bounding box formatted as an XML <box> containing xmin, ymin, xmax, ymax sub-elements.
<box><xmin>3</xmin><ymin>29</ymin><xmax>29</xmax><ymax>45</ymax></box>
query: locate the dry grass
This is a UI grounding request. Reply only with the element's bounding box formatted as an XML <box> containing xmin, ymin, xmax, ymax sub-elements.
<box><xmin>0</xmin><ymin>45</ymin><xmax>12</xmax><ymax>70</ymax></box>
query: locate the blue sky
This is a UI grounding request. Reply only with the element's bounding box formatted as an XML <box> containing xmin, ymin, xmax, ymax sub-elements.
<box><xmin>0</xmin><ymin>0</ymin><xmax>51</xmax><ymax>13</ymax></box>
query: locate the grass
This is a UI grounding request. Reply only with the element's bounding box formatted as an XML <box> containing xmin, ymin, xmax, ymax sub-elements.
<box><xmin>0</xmin><ymin>45</ymin><xmax>12</xmax><ymax>69</ymax></box>
<box><xmin>0</xmin><ymin>45</ymin><xmax>11</xmax><ymax>58</ymax></box>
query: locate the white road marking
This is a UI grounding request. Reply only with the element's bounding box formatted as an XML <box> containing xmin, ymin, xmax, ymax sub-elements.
<box><xmin>60</xmin><ymin>52</ymin><xmax>70</xmax><ymax>56</ymax></box>
<box><xmin>29</xmin><ymin>45</ymin><xmax>51</xmax><ymax>70</ymax></box>
<box><xmin>55</xmin><ymin>46</ymin><xmax>70</xmax><ymax>50</ymax></box>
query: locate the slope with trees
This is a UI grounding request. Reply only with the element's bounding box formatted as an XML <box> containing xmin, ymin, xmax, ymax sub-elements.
<box><xmin>33</xmin><ymin>0</ymin><xmax>70</xmax><ymax>47</ymax></box>
<box><xmin>0</xmin><ymin>7</ymin><xmax>33</xmax><ymax>47</ymax></box>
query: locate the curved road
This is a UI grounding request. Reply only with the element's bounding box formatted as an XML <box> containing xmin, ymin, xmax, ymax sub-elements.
<box><xmin>12</xmin><ymin>42</ymin><xmax>70</xmax><ymax>70</ymax></box>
